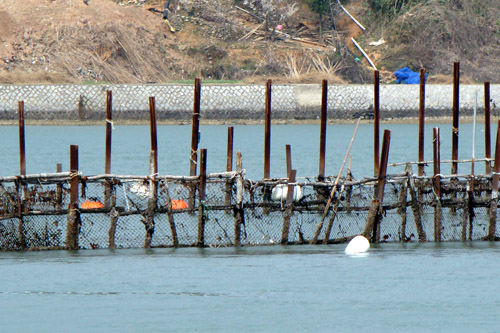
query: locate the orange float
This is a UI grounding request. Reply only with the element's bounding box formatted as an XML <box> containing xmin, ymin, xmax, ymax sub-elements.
<box><xmin>170</xmin><ymin>199</ymin><xmax>188</xmax><ymax>210</ymax></box>
<box><xmin>81</xmin><ymin>200</ymin><xmax>104</xmax><ymax>209</ymax></box>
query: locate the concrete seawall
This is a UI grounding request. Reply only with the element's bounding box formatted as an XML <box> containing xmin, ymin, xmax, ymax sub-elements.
<box><xmin>0</xmin><ymin>83</ymin><xmax>498</xmax><ymax>121</ymax></box>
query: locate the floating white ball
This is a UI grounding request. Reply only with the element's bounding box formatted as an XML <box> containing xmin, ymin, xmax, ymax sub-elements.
<box><xmin>345</xmin><ymin>235</ymin><xmax>370</xmax><ymax>254</ymax></box>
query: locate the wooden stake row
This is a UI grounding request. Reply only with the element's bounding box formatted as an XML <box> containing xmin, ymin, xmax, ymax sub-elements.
<box><xmin>13</xmin><ymin>64</ymin><xmax>500</xmax><ymax>247</ymax></box>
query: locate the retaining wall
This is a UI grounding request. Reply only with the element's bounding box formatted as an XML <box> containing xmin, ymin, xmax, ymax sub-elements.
<box><xmin>0</xmin><ymin>83</ymin><xmax>498</xmax><ymax>121</ymax></box>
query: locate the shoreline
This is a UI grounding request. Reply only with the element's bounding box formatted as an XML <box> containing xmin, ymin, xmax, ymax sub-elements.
<box><xmin>0</xmin><ymin>116</ymin><xmax>493</xmax><ymax>126</ymax></box>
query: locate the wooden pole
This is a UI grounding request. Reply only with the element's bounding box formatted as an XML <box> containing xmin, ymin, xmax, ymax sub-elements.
<box><xmin>433</xmin><ymin>128</ymin><xmax>442</xmax><ymax>242</ymax></box>
<box><xmin>197</xmin><ymin>148</ymin><xmax>207</xmax><ymax>247</ymax></box>
<box><xmin>374</xmin><ymin>129</ymin><xmax>391</xmax><ymax>241</ymax></box>
<box><xmin>374</xmin><ymin>70</ymin><xmax>380</xmax><ymax>176</ymax></box>
<box><xmin>105</xmin><ymin>90</ymin><xmax>112</xmax><ymax>174</ymax></box>
<box><xmin>281</xmin><ymin>169</ymin><xmax>296</xmax><ymax>245</ymax></box>
<box><xmin>363</xmin><ymin>129</ymin><xmax>391</xmax><ymax>242</ymax></box>
<box><xmin>190</xmin><ymin>78</ymin><xmax>201</xmax><ymax>176</ymax></box>
<box><xmin>311</xmin><ymin>118</ymin><xmax>361</xmax><ymax>244</ymax></box>
<box><xmin>418</xmin><ymin>69</ymin><xmax>426</xmax><ymax>176</ymax></box>
<box><xmin>319</xmin><ymin>79</ymin><xmax>327</xmax><ymax>180</ymax></box>
<box><xmin>56</xmin><ymin>163</ymin><xmax>63</xmax><ymax>210</ymax></box>
<box><xmin>234</xmin><ymin>151</ymin><xmax>244</xmax><ymax>246</ymax></box>
<box><xmin>485</xmin><ymin>82</ymin><xmax>492</xmax><ymax>175</ymax></box>
<box><xmin>451</xmin><ymin>62</ymin><xmax>460</xmax><ymax>175</ymax></box>
<box><xmin>18</xmin><ymin>101</ymin><xmax>26</xmax><ymax>176</ymax></box>
<box><xmin>487</xmin><ymin>120</ymin><xmax>500</xmax><ymax>240</ymax></box>
<box><xmin>149</xmin><ymin>96</ymin><xmax>158</xmax><ymax>175</ymax></box>
<box><xmin>264</xmin><ymin>79</ymin><xmax>272</xmax><ymax>179</ymax></box>
<box><xmin>66</xmin><ymin>145</ymin><xmax>80</xmax><ymax>250</ymax></box>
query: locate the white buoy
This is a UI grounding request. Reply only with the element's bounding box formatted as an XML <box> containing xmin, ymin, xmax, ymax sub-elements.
<box><xmin>271</xmin><ymin>184</ymin><xmax>304</xmax><ymax>202</ymax></box>
<box><xmin>345</xmin><ymin>235</ymin><xmax>370</xmax><ymax>254</ymax></box>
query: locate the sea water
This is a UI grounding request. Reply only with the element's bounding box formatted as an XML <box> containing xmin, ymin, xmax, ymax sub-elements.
<box><xmin>0</xmin><ymin>243</ymin><xmax>499</xmax><ymax>332</ymax></box>
<box><xmin>0</xmin><ymin>123</ymin><xmax>497</xmax><ymax>331</ymax></box>
<box><xmin>0</xmin><ymin>123</ymin><xmax>486</xmax><ymax>179</ymax></box>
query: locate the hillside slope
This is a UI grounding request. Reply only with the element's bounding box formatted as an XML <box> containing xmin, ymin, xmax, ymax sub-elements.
<box><xmin>0</xmin><ymin>0</ymin><xmax>499</xmax><ymax>84</ymax></box>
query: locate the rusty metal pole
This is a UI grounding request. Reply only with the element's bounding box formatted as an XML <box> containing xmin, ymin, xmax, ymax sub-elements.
<box><xmin>451</xmin><ymin>62</ymin><xmax>460</xmax><ymax>175</ymax></box>
<box><xmin>197</xmin><ymin>148</ymin><xmax>207</xmax><ymax>247</ymax></box>
<box><xmin>286</xmin><ymin>144</ymin><xmax>292</xmax><ymax>178</ymax></box>
<box><xmin>418</xmin><ymin>69</ymin><xmax>426</xmax><ymax>176</ymax></box>
<box><xmin>319</xmin><ymin>79</ymin><xmax>328</xmax><ymax>180</ymax></box>
<box><xmin>433</xmin><ymin>128</ymin><xmax>442</xmax><ymax>242</ymax></box>
<box><xmin>374</xmin><ymin>70</ymin><xmax>380</xmax><ymax>176</ymax></box>
<box><xmin>264</xmin><ymin>79</ymin><xmax>272</xmax><ymax>179</ymax></box>
<box><xmin>105</xmin><ymin>90</ymin><xmax>112</xmax><ymax>174</ymax></box>
<box><xmin>485</xmin><ymin>82</ymin><xmax>492</xmax><ymax>175</ymax></box>
<box><xmin>18</xmin><ymin>101</ymin><xmax>26</xmax><ymax>176</ymax></box>
<box><xmin>190</xmin><ymin>78</ymin><xmax>201</xmax><ymax>176</ymax></box>
<box><xmin>226</xmin><ymin>127</ymin><xmax>234</xmax><ymax>173</ymax></box>
<box><xmin>69</xmin><ymin>146</ymin><xmax>79</xmax><ymax>210</ymax></box>
<box><xmin>66</xmin><ymin>145</ymin><xmax>80</xmax><ymax>250</ymax></box>
<box><xmin>149</xmin><ymin>96</ymin><xmax>158</xmax><ymax>175</ymax></box>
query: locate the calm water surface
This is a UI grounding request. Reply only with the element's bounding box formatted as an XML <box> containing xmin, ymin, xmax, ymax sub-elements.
<box><xmin>0</xmin><ymin>124</ymin><xmax>497</xmax><ymax>331</ymax></box>
<box><xmin>1</xmin><ymin>243</ymin><xmax>499</xmax><ymax>332</ymax></box>
<box><xmin>0</xmin><ymin>123</ymin><xmax>486</xmax><ymax>179</ymax></box>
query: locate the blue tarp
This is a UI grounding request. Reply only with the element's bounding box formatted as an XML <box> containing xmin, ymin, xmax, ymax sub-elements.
<box><xmin>393</xmin><ymin>67</ymin><xmax>427</xmax><ymax>84</ymax></box>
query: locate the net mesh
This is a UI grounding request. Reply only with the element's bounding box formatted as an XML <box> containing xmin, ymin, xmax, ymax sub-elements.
<box><xmin>0</xmin><ymin>172</ymin><xmax>498</xmax><ymax>250</ymax></box>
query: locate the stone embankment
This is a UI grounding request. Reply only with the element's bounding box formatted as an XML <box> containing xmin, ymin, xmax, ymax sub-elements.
<box><xmin>0</xmin><ymin>84</ymin><xmax>498</xmax><ymax>122</ymax></box>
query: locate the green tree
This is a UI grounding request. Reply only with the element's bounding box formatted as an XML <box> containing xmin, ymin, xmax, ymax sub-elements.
<box><xmin>306</xmin><ymin>0</ymin><xmax>331</xmax><ymax>42</ymax></box>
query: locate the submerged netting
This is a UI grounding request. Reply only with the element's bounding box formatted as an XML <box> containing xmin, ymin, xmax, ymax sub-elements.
<box><xmin>0</xmin><ymin>170</ymin><xmax>499</xmax><ymax>250</ymax></box>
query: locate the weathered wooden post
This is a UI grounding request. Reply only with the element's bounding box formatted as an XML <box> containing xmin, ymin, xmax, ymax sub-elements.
<box><xmin>163</xmin><ymin>184</ymin><xmax>179</xmax><ymax>247</ymax></box>
<box><xmin>433</xmin><ymin>127</ymin><xmax>442</xmax><ymax>242</ymax></box>
<box><xmin>144</xmin><ymin>96</ymin><xmax>158</xmax><ymax>248</ymax></box>
<box><xmin>319</xmin><ymin>79</ymin><xmax>328</xmax><ymax>180</ymax></box>
<box><xmin>190</xmin><ymin>78</ymin><xmax>201</xmax><ymax>177</ymax></box>
<box><xmin>363</xmin><ymin>129</ymin><xmax>391</xmax><ymax>242</ymax></box>
<box><xmin>487</xmin><ymin>120</ymin><xmax>500</xmax><ymax>240</ymax></box>
<box><xmin>234</xmin><ymin>151</ymin><xmax>244</xmax><ymax>247</ymax></box>
<box><xmin>56</xmin><ymin>163</ymin><xmax>63</xmax><ymax>210</ymax></box>
<box><xmin>281</xmin><ymin>169</ymin><xmax>296</xmax><ymax>245</ymax></box>
<box><xmin>189</xmin><ymin>79</ymin><xmax>201</xmax><ymax>210</ymax></box>
<box><xmin>197</xmin><ymin>148</ymin><xmax>207</xmax><ymax>247</ymax></box>
<box><xmin>66</xmin><ymin>145</ymin><xmax>80</xmax><ymax>250</ymax></box>
<box><xmin>374</xmin><ymin>70</ymin><xmax>380</xmax><ymax>176</ymax></box>
<box><xmin>374</xmin><ymin>129</ymin><xmax>391</xmax><ymax>241</ymax></box>
<box><xmin>264</xmin><ymin>79</ymin><xmax>272</xmax><ymax>179</ymax></box>
<box><xmin>485</xmin><ymin>82</ymin><xmax>492</xmax><ymax>175</ymax></box>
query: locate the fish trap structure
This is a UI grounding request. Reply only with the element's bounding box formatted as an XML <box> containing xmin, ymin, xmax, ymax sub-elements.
<box><xmin>2</xmin><ymin>63</ymin><xmax>500</xmax><ymax>250</ymax></box>
<box><xmin>0</xmin><ymin>164</ymin><xmax>499</xmax><ymax>251</ymax></box>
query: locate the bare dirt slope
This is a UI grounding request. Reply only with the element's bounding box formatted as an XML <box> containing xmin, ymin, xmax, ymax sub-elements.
<box><xmin>0</xmin><ymin>0</ymin><xmax>367</xmax><ymax>84</ymax></box>
<box><xmin>0</xmin><ymin>0</ymin><xmax>499</xmax><ymax>85</ymax></box>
